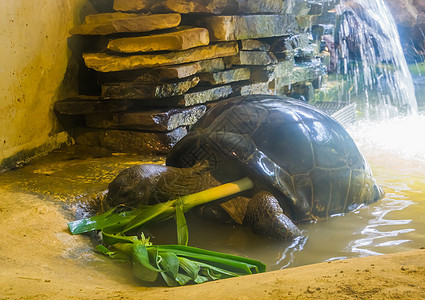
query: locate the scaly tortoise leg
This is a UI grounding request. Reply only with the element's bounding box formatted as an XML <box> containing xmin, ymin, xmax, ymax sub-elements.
<box><xmin>244</xmin><ymin>191</ymin><xmax>303</xmax><ymax>239</ymax></box>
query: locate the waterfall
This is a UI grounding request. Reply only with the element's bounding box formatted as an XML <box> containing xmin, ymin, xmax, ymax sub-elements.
<box><xmin>335</xmin><ymin>0</ymin><xmax>418</xmax><ymax>119</ymax></box>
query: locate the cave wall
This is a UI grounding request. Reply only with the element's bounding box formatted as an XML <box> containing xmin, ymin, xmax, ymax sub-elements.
<box><xmin>385</xmin><ymin>0</ymin><xmax>425</xmax><ymax>62</ymax></box>
<box><xmin>0</xmin><ymin>0</ymin><xmax>92</xmax><ymax>171</ymax></box>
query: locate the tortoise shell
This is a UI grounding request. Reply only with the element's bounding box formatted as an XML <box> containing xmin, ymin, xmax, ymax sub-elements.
<box><xmin>166</xmin><ymin>95</ymin><xmax>383</xmax><ymax>221</ymax></box>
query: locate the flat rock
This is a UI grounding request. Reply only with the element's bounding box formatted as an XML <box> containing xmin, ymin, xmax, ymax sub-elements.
<box><xmin>83</xmin><ymin>12</ymin><xmax>137</xmax><ymax>24</ymax></box>
<box><xmin>284</xmin><ymin>0</ymin><xmax>323</xmax><ymax>17</ymax></box>
<box><xmin>149</xmin><ymin>85</ymin><xmax>233</xmax><ymax>106</ymax></box>
<box><xmin>164</xmin><ymin>0</ymin><xmax>230</xmax><ymax>14</ymax></box>
<box><xmin>70</xmin><ymin>13</ymin><xmax>181</xmax><ymax>35</ymax></box>
<box><xmin>311</xmin><ymin>24</ymin><xmax>334</xmax><ymax>37</ymax></box>
<box><xmin>233</xmin><ymin>82</ymin><xmax>271</xmax><ymax>96</ymax></box>
<box><xmin>240</xmin><ymin>39</ymin><xmax>270</xmax><ymax>51</ymax></box>
<box><xmin>138</xmin><ymin>58</ymin><xmax>226</xmax><ymax>82</ymax></box>
<box><xmin>113</xmin><ymin>0</ymin><xmax>165</xmax><ymax>12</ymax></box>
<box><xmin>269</xmin><ymin>34</ymin><xmax>310</xmax><ymax>53</ymax></box>
<box><xmin>235</xmin><ymin>0</ymin><xmax>285</xmax><ymax>14</ymax></box>
<box><xmin>199</xmin><ymin>68</ymin><xmax>250</xmax><ymax>85</ymax></box>
<box><xmin>250</xmin><ymin>59</ymin><xmax>295</xmax><ymax>82</ymax></box>
<box><xmin>74</xmin><ymin>127</ymin><xmax>187</xmax><ymax>154</ymax></box>
<box><xmin>101</xmin><ymin>76</ymin><xmax>200</xmax><ymax>100</ymax></box>
<box><xmin>83</xmin><ymin>41</ymin><xmax>238</xmax><ymax>72</ymax></box>
<box><xmin>54</xmin><ymin>97</ymin><xmax>136</xmax><ymax>115</ymax></box>
<box><xmin>107</xmin><ymin>27</ymin><xmax>210</xmax><ymax>53</ymax></box>
<box><xmin>85</xmin><ymin>105</ymin><xmax>206</xmax><ymax>131</ymax></box>
<box><xmin>198</xmin><ymin>15</ymin><xmax>297</xmax><ymax>41</ymax></box>
<box><xmin>112</xmin><ymin>0</ymin><xmax>327</xmax><ymax>14</ymax></box>
<box><xmin>98</xmin><ymin>58</ymin><xmax>226</xmax><ymax>84</ymax></box>
<box><xmin>225</xmin><ymin>51</ymin><xmax>277</xmax><ymax>66</ymax></box>
<box><xmin>276</xmin><ymin>59</ymin><xmax>326</xmax><ymax>88</ymax></box>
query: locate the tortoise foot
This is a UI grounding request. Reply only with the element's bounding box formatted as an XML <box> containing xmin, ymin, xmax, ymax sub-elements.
<box><xmin>244</xmin><ymin>191</ymin><xmax>303</xmax><ymax>239</ymax></box>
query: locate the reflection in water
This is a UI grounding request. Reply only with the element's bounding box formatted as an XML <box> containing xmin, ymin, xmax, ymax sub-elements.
<box><xmin>275</xmin><ymin>236</ymin><xmax>308</xmax><ymax>268</ymax></box>
<box><xmin>348</xmin><ymin>196</ymin><xmax>415</xmax><ymax>256</ymax></box>
<box><xmin>344</xmin><ymin>115</ymin><xmax>425</xmax><ymax>257</ymax></box>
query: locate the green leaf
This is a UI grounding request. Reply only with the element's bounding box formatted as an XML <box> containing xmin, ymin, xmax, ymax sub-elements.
<box><xmin>193</xmin><ymin>274</ymin><xmax>209</xmax><ymax>284</ymax></box>
<box><xmin>175</xmin><ymin>273</ymin><xmax>193</xmax><ymax>286</ymax></box>
<box><xmin>101</xmin><ymin>231</ymin><xmax>138</xmax><ymax>245</ymax></box>
<box><xmin>96</xmin><ymin>244</ymin><xmax>116</xmax><ymax>257</ymax></box>
<box><xmin>178</xmin><ymin>257</ymin><xmax>200</xmax><ymax>280</ymax></box>
<box><xmin>112</xmin><ymin>242</ymin><xmax>134</xmax><ymax>256</ymax></box>
<box><xmin>68</xmin><ymin>208</ymin><xmax>141</xmax><ymax>235</ymax></box>
<box><xmin>200</xmin><ymin>266</ymin><xmax>222</xmax><ymax>280</ymax></box>
<box><xmin>158</xmin><ymin>252</ymin><xmax>180</xmax><ymax>280</ymax></box>
<box><xmin>156</xmin><ymin>245</ymin><xmax>266</xmax><ymax>274</ymax></box>
<box><xmin>131</xmin><ymin>242</ymin><xmax>162</xmax><ymax>283</ymax></box>
<box><xmin>175</xmin><ymin>200</ymin><xmax>189</xmax><ymax>246</ymax></box>
<box><xmin>132</xmin><ymin>242</ymin><xmax>162</xmax><ymax>273</ymax></box>
<box><xmin>195</xmin><ymin>261</ymin><xmax>238</xmax><ymax>278</ymax></box>
<box><xmin>133</xmin><ymin>260</ymin><xmax>159</xmax><ymax>283</ymax></box>
<box><xmin>160</xmin><ymin>272</ymin><xmax>179</xmax><ymax>287</ymax></box>
<box><xmin>122</xmin><ymin>201</ymin><xmax>175</xmax><ymax>233</ymax></box>
<box><xmin>96</xmin><ymin>244</ymin><xmax>129</xmax><ymax>261</ymax></box>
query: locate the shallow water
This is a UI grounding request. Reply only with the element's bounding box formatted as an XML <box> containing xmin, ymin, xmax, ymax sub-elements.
<box><xmin>0</xmin><ymin>116</ymin><xmax>424</xmax><ymax>274</ymax></box>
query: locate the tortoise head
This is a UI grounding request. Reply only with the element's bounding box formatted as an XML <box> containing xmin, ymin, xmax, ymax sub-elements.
<box><xmin>104</xmin><ymin>164</ymin><xmax>169</xmax><ymax>210</ymax></box>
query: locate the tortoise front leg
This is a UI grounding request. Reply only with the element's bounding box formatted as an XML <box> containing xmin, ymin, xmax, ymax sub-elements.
<box><xmin>244</xmin><ymin>191</ymin><xmax>303</xmax><ymax>239</ymax></box>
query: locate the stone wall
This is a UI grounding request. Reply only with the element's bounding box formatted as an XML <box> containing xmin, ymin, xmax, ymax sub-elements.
<box><xmin>56</xmin><ymin>0</ymin><xmax>338</xmax><ymax>155</ymax></box>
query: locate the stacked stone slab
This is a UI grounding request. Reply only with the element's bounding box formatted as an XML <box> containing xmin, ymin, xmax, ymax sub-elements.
<box><xmin>56</xmin><ymin>0</ymin><xmax>337</xmax><ymax>154</ymax></box>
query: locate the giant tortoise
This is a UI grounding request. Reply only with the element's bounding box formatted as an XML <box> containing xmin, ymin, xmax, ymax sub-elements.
<box><xmin>105</xmin><ymin>95</ymin><xmax>384</xmax><ymax>239</ymax></box>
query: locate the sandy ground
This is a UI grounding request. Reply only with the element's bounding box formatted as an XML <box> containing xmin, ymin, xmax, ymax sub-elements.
<box><xmin>0</xmin><ymin>148</ymin><xmax>424</xmax><ymax>299</ymax></box>
<box><xmin>0</xmin><ymin>190</ymin><xmax>424</xmax><ymax>299</ymax></box>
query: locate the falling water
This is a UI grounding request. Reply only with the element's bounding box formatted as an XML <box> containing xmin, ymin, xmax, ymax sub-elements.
<box><xmin>336</xmin><ymin>0</ymin><xmax>418</xmax><ymax>118</ymax></box>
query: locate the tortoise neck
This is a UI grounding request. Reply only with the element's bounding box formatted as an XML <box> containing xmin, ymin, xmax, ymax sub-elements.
<box><xmin>153</xmin><ymin>161</ymin><xmax>221</xmax><ymax>202</ymax></box>
<box><xmin>181</xmin><ymin>161</ymin><xmax>221</xmax><ymax>192</ymax></box>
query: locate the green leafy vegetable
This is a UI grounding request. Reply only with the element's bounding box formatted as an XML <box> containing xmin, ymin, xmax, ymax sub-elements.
<box><xmin>67</xmin><ymin>177</ymin><xmax>265</xmax><ymax>286</ymax></box>
<box><xmin>175</xmin><ymin>199</ymin><xmax>189</xmax><ymax>246</ymax></box>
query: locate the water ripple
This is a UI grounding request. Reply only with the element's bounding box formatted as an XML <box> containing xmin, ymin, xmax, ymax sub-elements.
<box><xmin>348</xmin><ymin>196</ymin><xmax>415</xmax><ymax>256</ymax></box>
